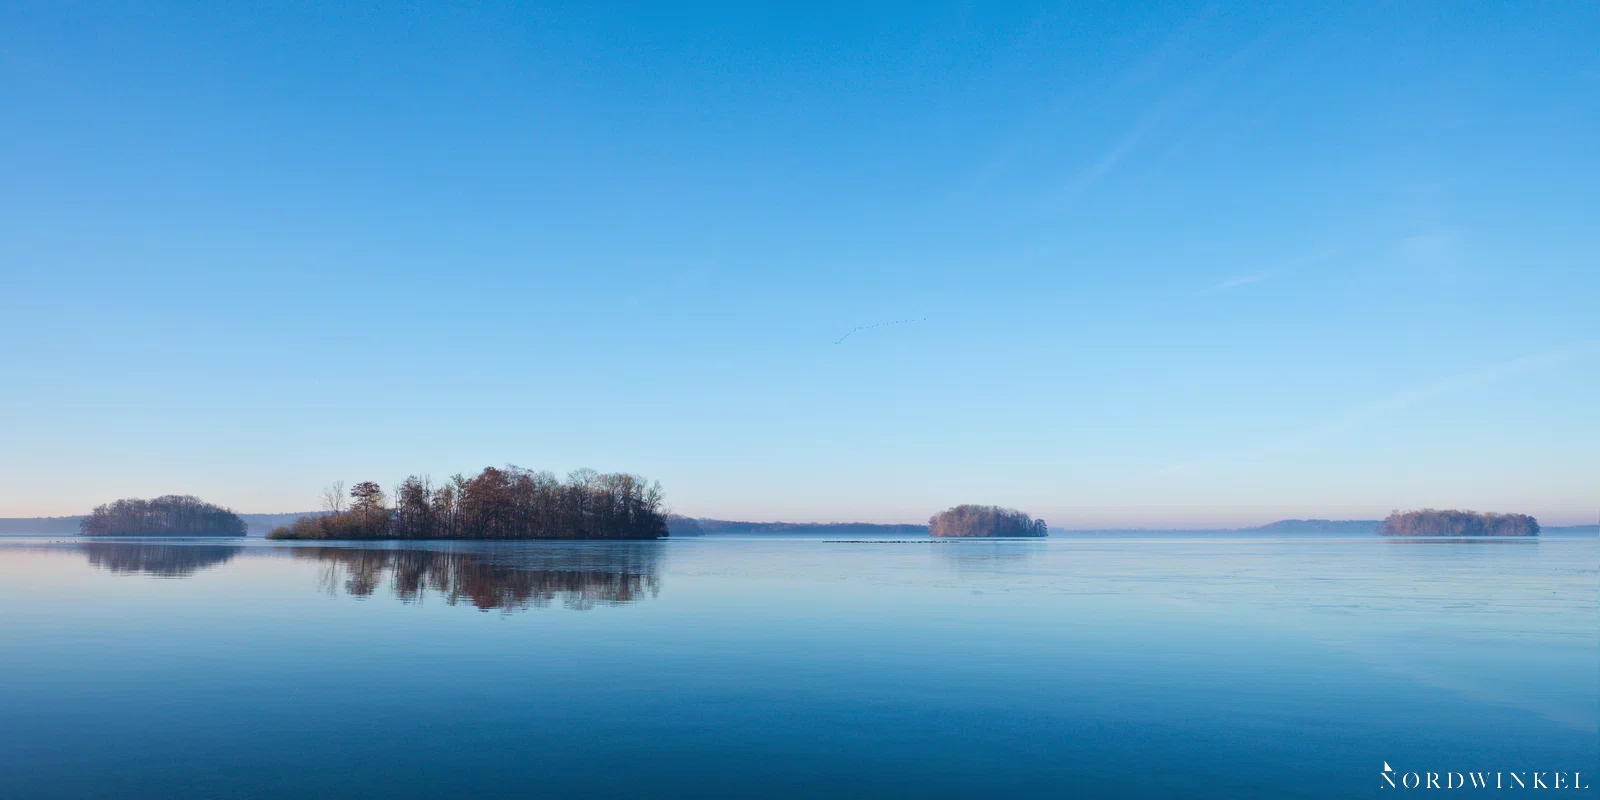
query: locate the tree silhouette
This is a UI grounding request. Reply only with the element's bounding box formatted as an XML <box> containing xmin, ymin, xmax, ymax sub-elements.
<box><xmin>80</xmin><ymin>496</ymin><xmax>247</xmax><ymax>537</ymax></box>
<box><xmin>1378</xmin><ymin>509</ymin><xmax>1539</xmax><ymax>537</ymax></box>
<box><xmin>269</xmin><ymin>466</ymin><xmax>669</xmax><ymax>540</ymax></box>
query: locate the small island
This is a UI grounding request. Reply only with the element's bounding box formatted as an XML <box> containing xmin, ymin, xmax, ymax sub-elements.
<box><xmin>1378</xmin><ymin>509</ymin><xmax>1539</xmax><ymax>537</ymax></box>
<box><xmin>269</xmin><ymin>466</ymin><xmax>668</xmax><ymax>540</ymax></box>
<box><xmin>80</xmin><ymin>495</ymin><xmax>247</xmax><ymax>537</ymax></box>
<box><xmin>929</xmin><ymin>505</ymin><xmax>1048</xmax><ymax>538</ymax></box>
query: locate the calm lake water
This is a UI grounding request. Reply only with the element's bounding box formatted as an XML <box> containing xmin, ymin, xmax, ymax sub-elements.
<box><xmin>0</xmin><ymin>535</ymin><xmax>1594</xmax><ymax>798</ymax></box>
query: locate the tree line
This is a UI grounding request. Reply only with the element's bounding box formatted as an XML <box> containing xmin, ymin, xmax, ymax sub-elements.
<box><xmin>1378</xmin><ymin>509</ymin><xmax>1539</xmax><ymax>537</ymax></box>
<box><xmin>269</xmin><ymin>466</ymin><xmax>669</xmax><ymax>540</ymax></box>
<box><xmin>928</xmin><ymin>504</ymin><xmax>1048</xmax><ymax>538</ymax></box>
<box><xmin>80</xmin><ymin>495</ymin><xmax>247</xmax><ymax>537</ymax></box>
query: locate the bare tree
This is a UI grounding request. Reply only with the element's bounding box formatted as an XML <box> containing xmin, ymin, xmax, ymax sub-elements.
<box><xmin>321</xmin><ymin>481</ymin><xmax>346</xmax><ymax>514</ymax></box>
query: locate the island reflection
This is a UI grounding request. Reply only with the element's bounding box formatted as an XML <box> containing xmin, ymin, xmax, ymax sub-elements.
<box><xmin>82</xmin><ymin>542</ymin><xmax>243</xmax><ymax>578</ymax></box>
<box><xmin>296</xmin><ymin>543</ymin><xmax>664</xmax><ymax>612</ymax></box>
<box><xmin>935</xmin><ymin>540</ymin><xmax>1046</xmax><ymax>572</ymax></box>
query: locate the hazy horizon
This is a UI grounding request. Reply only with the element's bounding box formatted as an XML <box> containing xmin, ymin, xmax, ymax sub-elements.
<box><xmin>3</xmin><ymin>504</ymin><xmax>1597</xmax><ymax>531</ymax></box>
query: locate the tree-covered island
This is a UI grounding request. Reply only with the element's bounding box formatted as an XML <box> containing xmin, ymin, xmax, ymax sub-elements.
<box><xmin>268</xmin><ymin>466</ymin><xmax>668</xmax><ymax>540</ymax></box>
<box><xmin>80</xmin><ymin>495</ymin><xmax>247</xmax><ymax>537</ymax></box>
<box><xmin>1378</xmin><ymin>509</ymin><xmax>1539</xmax><ymax>537</ymax></box>
<box><xmin>929</xmin><ymin>505</ymin><xmax>1048</xmax><ymax>537</ymax></box>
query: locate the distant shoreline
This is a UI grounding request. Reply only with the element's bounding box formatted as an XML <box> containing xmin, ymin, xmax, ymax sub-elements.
<box><xmin>0</xmin><ymin>513</ymin><xmax>315</xmax><ymax>537</ymax></box>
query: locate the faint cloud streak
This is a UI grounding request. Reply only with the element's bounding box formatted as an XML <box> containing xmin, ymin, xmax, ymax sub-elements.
<box><xmin>1399</xmin><ymin>228</ymin><xmax>1462</xmax><ymax>275</ymax></box>
<box><xmin>1052</xmin><ymin>36</ymin><xmax>1270</xmax><ymax>205</ymax></box>
<box><xmin>1252</xmin><ymin>342</ymin><xmax>1598</xmax><ymax>459</ymax></box>
<box><xmin>1205</xmin><ymin>270</ymin><xmax>1277</xmax><ymax>292</ymax></box>
<box><xmin>1159</xmin><ymin>341</ymin><xmax>1600</xmax><ymax>473</ymax></box>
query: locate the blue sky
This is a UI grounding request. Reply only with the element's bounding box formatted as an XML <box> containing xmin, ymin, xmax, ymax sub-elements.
<box><xmin>2</xmin><ymin>2</ymin><xmax>1596</xmax><ymax>525</ymax></box>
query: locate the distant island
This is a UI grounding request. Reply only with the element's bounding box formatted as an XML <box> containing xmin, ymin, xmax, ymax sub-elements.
<box><xmin>268</xmin><ymin>466</ymin><xmax>667</xmax><ymax>540</ymax></box>
<box><xmin>929</xmin><ymin>505</ymin><xmax>1048</xmax><ymax>538</ymax></box>
<box><xmin>1378</xmin><ymin>509</ymin><xmax>1539</xmax><ymax>537</ymax></box>
<box><xmin>80</xmin><ymin>495</ymin><xmax>246</xmax><ymax>537</ymax></box>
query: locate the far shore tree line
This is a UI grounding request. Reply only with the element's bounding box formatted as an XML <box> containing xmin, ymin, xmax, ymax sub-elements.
<box><xmin>268</xmin><ymin>466</ymin><xmax>669</xmax><ymax>540</ymax></box>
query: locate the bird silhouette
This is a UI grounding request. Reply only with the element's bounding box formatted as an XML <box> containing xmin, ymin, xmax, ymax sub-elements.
<box><xmin>834</xmin><ymin>317</ymin><xmax>928</xmax><ymax>344</ymax></box>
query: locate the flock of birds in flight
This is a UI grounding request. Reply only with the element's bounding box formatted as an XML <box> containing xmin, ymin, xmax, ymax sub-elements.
<box><xmin>834</xmin><ymin>317</ymin><xmax>928</xmax><ymax>345</ymax></box>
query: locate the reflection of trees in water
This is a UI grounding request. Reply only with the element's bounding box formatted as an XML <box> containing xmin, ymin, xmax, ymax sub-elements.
<box><xmin>297</xmin><ymin>544</ymin><xmax>663</xmax><ymax>611</ymax></box>
<box><xmin>82</xmin><ymin>542</ymin><xmax>242</xmax><ymax>578</ymax></box>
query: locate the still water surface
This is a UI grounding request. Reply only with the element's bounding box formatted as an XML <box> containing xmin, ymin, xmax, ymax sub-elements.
<box><xmin>0</xmin><ymin>535</ymin><xmax>1594</xmax><ymax>798</ymax></box>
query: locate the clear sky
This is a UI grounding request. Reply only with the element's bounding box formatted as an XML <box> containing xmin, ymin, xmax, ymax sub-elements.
<box><xmin>2</xmin><ymin>2</ymin><xmax>1596</xmax><ymax>526</ymax></box>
